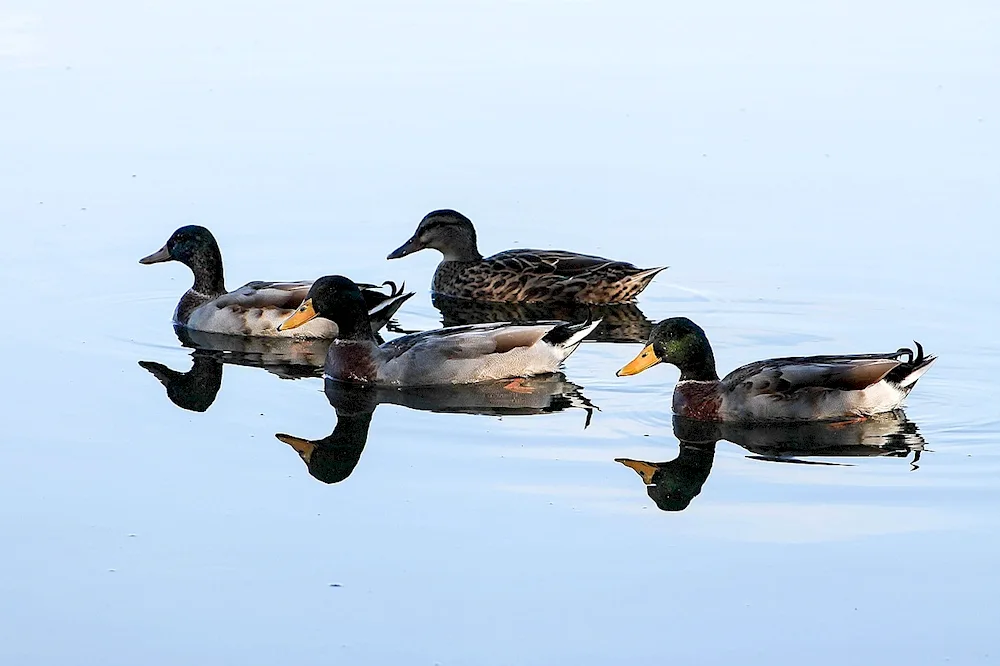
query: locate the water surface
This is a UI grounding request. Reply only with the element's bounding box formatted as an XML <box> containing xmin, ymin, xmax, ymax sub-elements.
<box><xmin>1</xmin><ymin>2</ymin><xmax>998</xmax><ymax>664</ymax></box>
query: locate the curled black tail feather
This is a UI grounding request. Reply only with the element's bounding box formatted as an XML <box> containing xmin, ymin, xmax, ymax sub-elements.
<box><xmin>885</xmin><ymin>341</ymin><xmax>936</xmax><ymax>388</ymax></box>
<box><xmin>542</xmin><ymin>321</ymin><xmax>582</xmax><ymax>346</ymax></box>
<box><xmin>542</xmin><ymin>318</ymin><xmax>601</xmax><ymax>346</ymax></box>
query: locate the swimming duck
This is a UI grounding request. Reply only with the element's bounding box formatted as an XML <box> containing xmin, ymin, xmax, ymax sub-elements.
<box><xmin>140</xmin><ymin>225</ymin><xmax>413</xmax><ymax>337</ymax></box>
<box><xmin>617</xmin><ymin>317</ymin><xmax>936</xmax><ymax>422</ymax></box>
<box><xmin>386</xmin><ymin>209</ymin><xmax>665</xmax><ymax>303</ymax></box>
<box><xmin>277</xmin><ymin>275</ymin><xmax>599</xmax><ymax>386</ymax></box>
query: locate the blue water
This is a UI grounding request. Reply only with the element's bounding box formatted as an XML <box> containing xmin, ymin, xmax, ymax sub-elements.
<box><xmin>2</xmin><ymin>2</ymin><xmax>998</xmax><ymax>664</ymax></box>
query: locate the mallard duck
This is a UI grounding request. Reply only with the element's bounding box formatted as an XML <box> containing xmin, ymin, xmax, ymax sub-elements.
<box><xmin>140</xmin><ymin>225</ymin><xmax>413</xmax><ymax>337</ymax></box>
<box><xmin>617</xmin><ymin>317</ymin><xmax>936</xmax><ymax>422</ymax></box>
<box><xmin>386</xmin><ymin>209</ymin><xmax>666</xmax><ymax>303</ymax></box>
<box><xmin>276</xmin><ymin>275</ymin><xmax>600</xmax><ymax>386</ymax></box>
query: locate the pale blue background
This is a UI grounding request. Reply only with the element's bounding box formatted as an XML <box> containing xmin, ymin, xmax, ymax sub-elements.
<box><xmin>1</xmin><ymin>2</ymin><xmax>997</xmax><ymax>664</ymax></box>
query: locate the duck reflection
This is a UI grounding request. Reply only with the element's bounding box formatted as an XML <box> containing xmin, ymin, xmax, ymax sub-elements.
<box><xmin>172</xmin><ymin>326</ymin><xmax>331</xmax><ymax>378</ymax></box>
<box><xmin>139</xmin><ymin>351</ymin><xmax>224</xmax><ymax>413</ymax></box>
<box><xmin>432</xmin><ymin>293</ymin><xmax>653</xmax><ymax>343</ymax></box>
<box><xmin>139</xmin><ymin>325</ymin><xmax>333</xmax><ymax>412</ymax></box>
<box><xmin>617</xmin><ymin>412</ymin><xmax>928</xmax><ymax>512</ymax></box>
<box><xmin>277</xmin><ymin>374</ymin><xmax>596</xmax><ymax>484</ymax></box>
<box><xmin>277</xmin><ymin>386</ymin><xmax>378</xmax><ymax>484</ymax></box>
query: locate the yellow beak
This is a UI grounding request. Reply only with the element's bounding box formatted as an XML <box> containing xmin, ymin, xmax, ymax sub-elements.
<box><xmin>615</xmin><ymin>458</ymin><xmax>660</xmax><ymax>485</ymax></box>
<box><xmin>275</xmin><ymin>433</ymin><xmax>316</xmax><ymax>464</ymax></box>
<box><xmin>278</xmin><ymin>298</ymin><xmax>318</xmax><ymax>331</ymax></box>
<box><xmin>616</xmin><ymin>344</ymin><xmax>662</xmax><ymax>376</ymax></box>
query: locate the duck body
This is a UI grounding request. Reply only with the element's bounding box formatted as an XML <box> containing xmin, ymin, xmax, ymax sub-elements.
<box><xmin>277</xmin><ymin>275</ymin><xmax>599</xmax><ymax>387</ymax></box>
<box><xmin>328</xmin><ymin>321</ymin><xmax>597</xmax><ymax>386</ymax></box>
<box><xmin>430</xmin><ymin>249</ymin><xmax>665</xmax><ymax>303</ymax></box>
<box><xmin>388</xmin><ymin>209</ymin><xmax>665</xmax><ymax>304</ymax></box>
<box><xmin>618</xmin><ymin>317</ymin><xmax>936</xmax><ymax>423</ymax></box>
<box><xmin>141</xmin><ymin>226</ymin><xmax>412</xmax><ymax>338</ymax></box>
<box><xmin>673</xmin><ymin>353</ymin><xmax>932</xmax><ymax>422</ymax></box>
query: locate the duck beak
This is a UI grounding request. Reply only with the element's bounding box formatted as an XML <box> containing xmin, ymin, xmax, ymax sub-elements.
<box><xmin>616</xmin><ymin>344</ymin><xmax>662</xmax><ymax>376</ymax></box>
<box><xmin>139</xmin><ymin>244</ymin><xmax>171</xmax><ymax>264</ymax></box>
<box><xmin>387</xmin><ymin>235</ymin><xmax>422</xmax><ymax>260</ymax></box>
<box><xmin>615</xmin><ymin>458</ymin><xmax>660</xmax><ymax>485</ymax></box>
<box><xmin>276</xmin><ymin>434</ymin><xmax>316</xmax><ymax>464</ymax></box>
<box><xmin>278</xmin><ymin>298</ymin><xmax>318</xmax><ymax>331</ymax></box>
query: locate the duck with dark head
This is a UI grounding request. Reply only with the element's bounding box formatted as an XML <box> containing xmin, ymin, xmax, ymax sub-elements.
<box><xmin>140</xmin><ymin>225</ymin><xmax>412</xmax><ymax>337</ymax></box>
<box><xmin>277</xmin><ymin>275</ymin><xmax>599</xmax><ymax>386</ymax></box>
<box><xmin>617</xmin><ymin>317</ymin><xmax>936</xmax><ymax>422</ymax></box>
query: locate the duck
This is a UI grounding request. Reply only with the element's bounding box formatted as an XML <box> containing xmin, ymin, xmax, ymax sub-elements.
<box><xmin>616</xmin><ymin>317</ymin><xmax>936</xmax><ymax>422</ymax></box>
<box><xmin>276</xmin><ymin>275</ymin><xmax>600</xmax><ymax>386</ymax></box>
<box><xmin>140</xmin><ymin>225</ymin><xmax>413</xmax><ymax>338</ymax></box>
<box><xmin>386</xmin><ymin>209</ymin><xmax>665</xmax><ymax>304</ymax></box>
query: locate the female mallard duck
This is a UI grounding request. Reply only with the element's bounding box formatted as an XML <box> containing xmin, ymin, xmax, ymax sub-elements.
<box><xmin>617</xmin><ymin>317</ymin><xmax>936</xmax><ymax>422</ymax></box>
<box><xmin>140</xmin><ymin>225</ymin><xmax>412</xmax><ymax>338</ymax></box>
<box><xmin>277</xmin><ymin>275</ymin><xmax>599</xmax><ymax>386</ymax></box>
<box><xmin>386</xmin><ymin>209</ymin><xmax>665</xmax><ymax>304</ymax></box>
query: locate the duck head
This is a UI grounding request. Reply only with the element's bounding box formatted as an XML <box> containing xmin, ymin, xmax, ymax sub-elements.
<box><xmin>387</xmin><ymin>209</ymin><xmax>483</xmax><ymax>262</ymax></box>
<box><xmin>140</xmin><ymin>225</ymin><xmax>226</xmax><ymax>294</ymax></box>
<box><xmin>278</xmin><ymin>275</ymin><xmax>373</xmax><ymax>339</ymax></box>
<box><xmin>617</xmin><ymin>317</ymin><xmax>719</xmax><ymax>381</ymax></box>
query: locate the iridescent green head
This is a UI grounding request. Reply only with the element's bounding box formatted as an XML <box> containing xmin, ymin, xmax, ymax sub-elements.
<box><xmin>617</xmin><ymin>317</ymin><xmax>719</xmax><ymax>381</ymax></box>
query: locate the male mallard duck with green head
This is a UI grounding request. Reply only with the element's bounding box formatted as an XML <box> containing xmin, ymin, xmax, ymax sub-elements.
<box><xmin>277</xmin><ymin>275</ymin><xmax>599</xmax><ymax>386</ymax></box>
<box><xmin>141</xmin><ymin>225</ymin><xmax>412</xmax><ymax>337</ymax></box>
<box><xmin>387</xmin><ymin>209</ymin><xmax>665</xmax><ymax>304</ymax></box>
<box><xmin>617</xmin><ymin>317</ymin><xmax>936</xmax><ymax>422</ymax></box>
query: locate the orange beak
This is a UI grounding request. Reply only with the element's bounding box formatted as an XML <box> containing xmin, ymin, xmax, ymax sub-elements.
<box><xmin>616</xmin><ymin>344</ymin><xmax>662</xmax><ymax>377</ymax></box>
<box><xmin>278</xmin><ymin>298</ymin><xmax>318</xmax><ymax>331</ymax></box>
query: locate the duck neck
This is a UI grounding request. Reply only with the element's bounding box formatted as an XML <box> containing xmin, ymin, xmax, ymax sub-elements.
<box><xmin>186</xmin><ymin>245</ymin><xmax>227</xmax><ymax>296</ymax></box>
<box><xmin>678</xmin><ymin>347</ymin><xmax>720</xmax><ymax>382</ymax></box>
<box><xmin>440</xmin><ymin>228</ymin><xmax>483</xmax><ymax>262</ymax></box>
<box><xmin>337</xmin><ymin>300</ymin><xmax>378</xmax><ymax>342</ymax></box>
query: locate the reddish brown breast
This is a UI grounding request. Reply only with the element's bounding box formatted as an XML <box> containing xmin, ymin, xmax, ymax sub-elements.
<box><xmin>672</xmin><ymin>381</ymin><xmax>723</xmax><ymax>421</ymax></box>
<box><xmin>326</xmin><ymin>341</ymin><xmax>378</xmax><ymax>383</ymax></box>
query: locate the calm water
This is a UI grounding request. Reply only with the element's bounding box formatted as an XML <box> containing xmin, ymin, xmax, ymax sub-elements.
<box><xmin>2</xmin><ymin>2</ymin><xmax>999</xmax><ymax>664</ymax></box>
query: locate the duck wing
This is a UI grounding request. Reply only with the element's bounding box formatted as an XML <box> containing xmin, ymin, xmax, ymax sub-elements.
<box><xmin>485</xmin><ymin>249</ymin><xmax>640</xmax><ymax>278</ymax></box>
<box><xmin>722</xmin><ymin>353</ymin><xmax>906</xmax><ymax>394</ymax></box>
<box><xmin>381</xmin><ymin>322</ymin><xmax>560</xmax><ymax>363</ymax></box>
<box><xmin>214</xmin><ymin>281</ymin><xmax>313</xmax><ymax>310</ymax></box>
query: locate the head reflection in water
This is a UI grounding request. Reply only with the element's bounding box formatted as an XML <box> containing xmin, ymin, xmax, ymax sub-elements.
<box><xmin>617</xmin><ymin>442</ymin><xmax>717</xmax><ymax>511</ymax></box>
<box><xmin>276</xmin><ymin>410</ymin><xmax>374</xmax><ymax>484</ymax></box>
<box><xmin>138</xmin><ymin>352</ymin><xmax>224</xmax><ymax>413</ymax></box>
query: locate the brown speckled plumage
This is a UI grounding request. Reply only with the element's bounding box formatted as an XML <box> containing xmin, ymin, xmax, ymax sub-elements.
<box><xmin>430</xmin><ymin>250</ymin><xmax>665</xmax><ymax>304</ymax></box>
<box><xmin>388</xmin><ymin>210</ymin><xmax>665</xmax><ymax>304</ymax></box>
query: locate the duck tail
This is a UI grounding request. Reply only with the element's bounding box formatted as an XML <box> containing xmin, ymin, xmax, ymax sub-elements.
<box><xmin>543</xmin><ymin>318</ymin><xmax>601</xmax><ymax>350</ymax></box>
<box><xmin>637</xmin><ymin>265</ymin><xmax>668</xmax><ymax>279</ymax></box>
<box><xmin>633</xmin><ymin>265</ymin><xmax>668</xmax><ymax>286</ymax></box>
<box><xmin>616</xmin><ymin>265</ymin><xmax>667</xmax><ymax>301</ymax></box>
<box><xmin>897</xmin><ymin>341</ymin><xmax>937</xmax><ymax>389</ymax></box>
<box><xmin>380</xmin><ymin>280</ymin><xmax>403</xmax><ymax>297</ymax></box>
<box><xmin>367</xmin><ymin>288</ymin><xmax>414</xmax><ymax>325</ymax></box>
